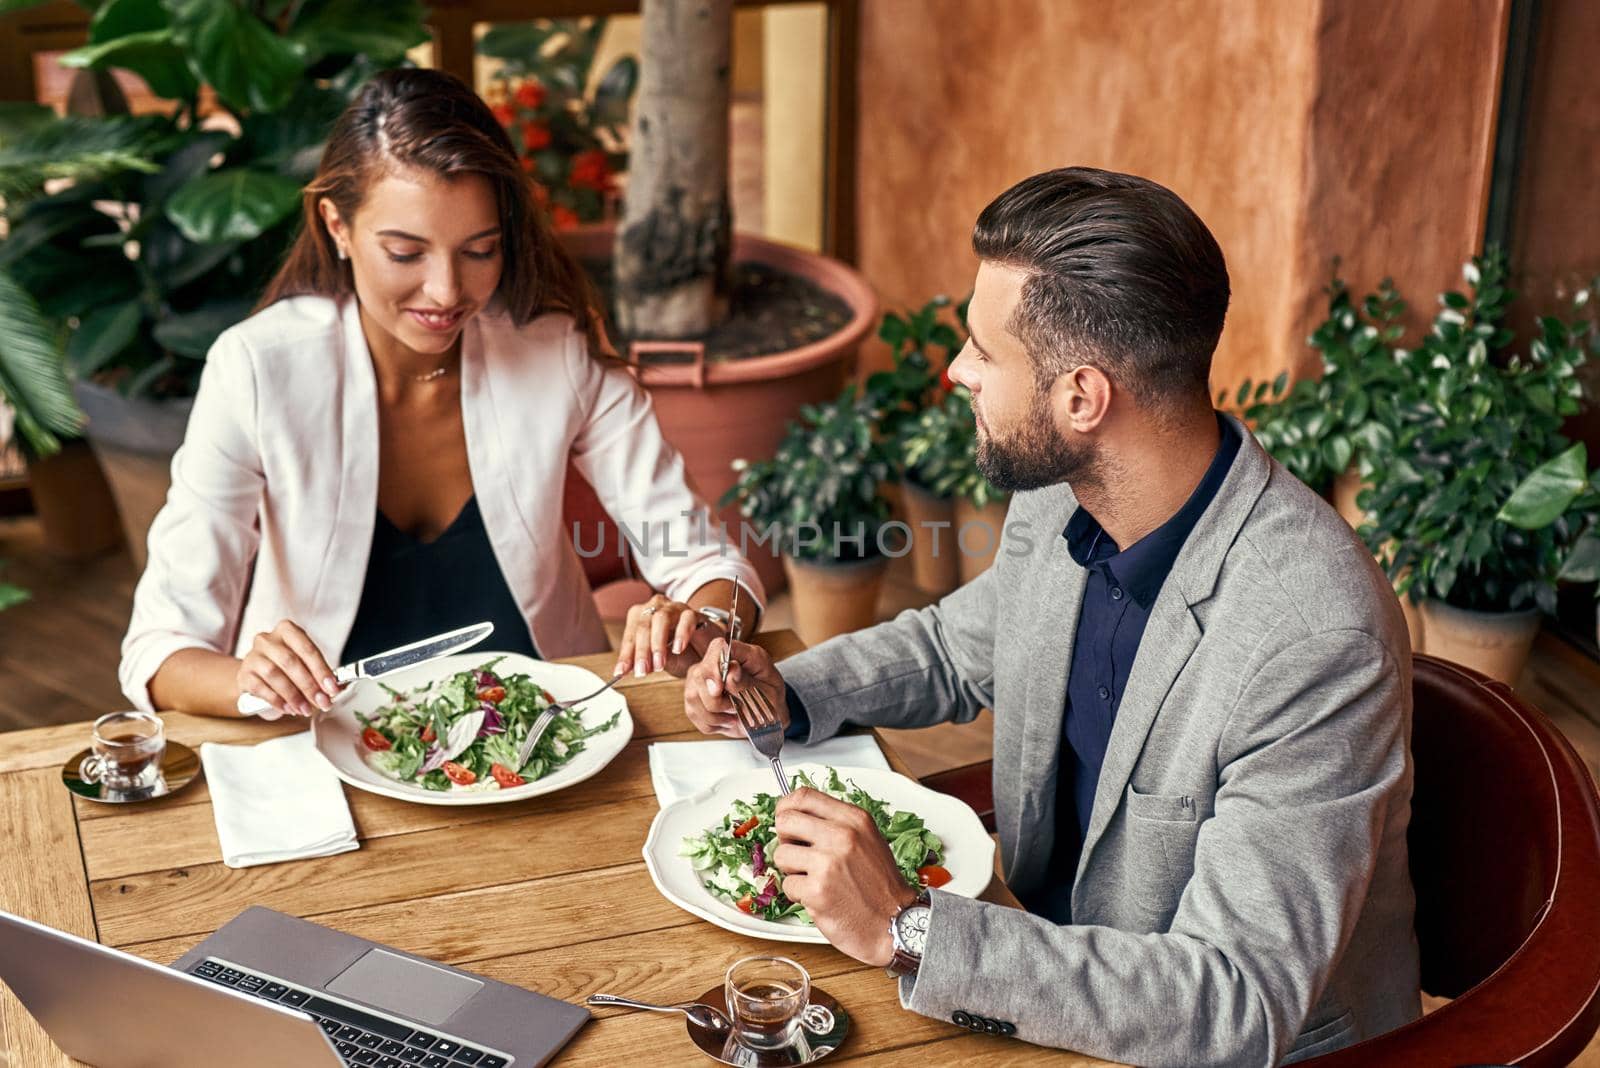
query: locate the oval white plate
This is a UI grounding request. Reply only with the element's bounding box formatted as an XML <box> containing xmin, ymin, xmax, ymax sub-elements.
<box><xmin>312</xmin><ymin>652</ymin><xmax>632</xmax><ymax>806</ymax></box>
<box><xmin>643</xmin><ymin>763</ymin><xmax>996</xmax><ymax>943</ymax></box>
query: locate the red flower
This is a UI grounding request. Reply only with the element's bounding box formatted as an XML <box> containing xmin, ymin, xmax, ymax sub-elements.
<box><xmin>530</xmin><ymin>181</ymin><xmax>549</xmax><ymax>207</ymax></box>
<box><xmin>939</xmin><ymin>363</ymin><xmax>954</xmax><ymax>392</ymax></box>
<box><xmin>551</xmin><ymin>204</ymin><xmax>580</xmax><ymax>230</ymax></box>
<box><xmin>491</xmin><ymin>102</ymin><xmax>515</xmax><ymax>127</ymax></box>
<box><xmin>521</xmin><ymin>120</ymin><xmax>551</xmax><ymax>152</ymax></box>
<box><xmin>514</xmin><ymin>79</ymin><xmax>546</xmax><ymax>110</ymax></box>
<box><xmin>520</xmin><ymin>155</ymin><xmax>536</xmax><ymax>173</ymax></box>
<box><xmin>569</xmin><ymin>149</ymin><xmax>613</xmax><ymax>192</ymax></box>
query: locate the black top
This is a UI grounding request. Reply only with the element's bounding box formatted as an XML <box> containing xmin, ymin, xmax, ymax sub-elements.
<box><xmin>341</xmin><ymin>495</ymin><xmax>538</xmax><ymax>666</ymax></box>
<box><xmin>1033</xmin><ymin>413</ymin><xmax>1241</xmax><ymax>923</ymax></box>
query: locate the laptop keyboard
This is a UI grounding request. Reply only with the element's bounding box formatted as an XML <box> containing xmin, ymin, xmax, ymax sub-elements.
<box><xmin>188</xmin><ymin>957</ymin><xmax>510</xmax><ymax>1067</ymax></box>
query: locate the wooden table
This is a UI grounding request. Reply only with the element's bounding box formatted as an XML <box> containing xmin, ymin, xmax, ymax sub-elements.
<box><xmin>0</xmin><ymin>629</ymin><xmax>1114</xmax><ymax>1066</ymax></box>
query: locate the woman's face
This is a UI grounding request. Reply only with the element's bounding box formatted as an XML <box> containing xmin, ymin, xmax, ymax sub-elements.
<box><xmin>320</xmin><ymin>167</ymin><xmax>503</xmax><ymax>357</ymax></box>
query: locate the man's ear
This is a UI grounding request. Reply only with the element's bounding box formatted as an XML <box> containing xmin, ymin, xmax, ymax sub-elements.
<box><xmin>1054</xmin><ymin>364</ymin><xmax>1114</xmax><ymax>434</ymax></box>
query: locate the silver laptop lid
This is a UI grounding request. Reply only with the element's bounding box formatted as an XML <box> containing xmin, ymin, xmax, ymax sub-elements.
<box><xmin>0</xmin><ymin>909</ymin><xmax>342</xmax><ymax>1068</ymax></box>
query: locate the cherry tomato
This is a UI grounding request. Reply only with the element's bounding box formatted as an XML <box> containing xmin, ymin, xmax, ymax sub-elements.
<box><xmin>360</xmin><ymin>727</ymin><xmax>391</xmax><ymax>751</ymax></box>
<box><xmin>732</xmin><ymin>815</ymin><xmax>761</xmax><ymax>838</ymax></box>
<box><xmin>490</xmin><ymin>763</ymin><xmax>525</xmax><ymax>789</ymax></box>
<box><xmin>420</xmin><ymin>723</ymin><xmax>436</xmax><ymax>743</ymax></box>
<box><xmin>442</xmin><ymin>761</ymin><xmax>476</xmax><ymax>786</ymax></box>
<box><xmin>735</xmin><ymin>895</ymin><xmax>756</xmax><ymax>914</ymax></box>
<box><xmin>917</xmin><ymin>864</ymin><xmax>953</xmax><ymax>889</ymax></box>
<box><xmin>476</xmin><ymin>685</ymin><xmax>507</xmax><ymax>704</ymax></box>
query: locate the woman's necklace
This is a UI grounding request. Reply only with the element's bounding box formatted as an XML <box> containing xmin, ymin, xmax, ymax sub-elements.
<box><xmin>413</xmin><ymin>365</ymin><xmax>449</xmax><ymax>383</ymax></box>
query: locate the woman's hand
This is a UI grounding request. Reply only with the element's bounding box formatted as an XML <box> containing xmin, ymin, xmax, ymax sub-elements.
<box><xmin>614</xmin><ymin>593</ymin><xmax>719</xmax><ymax>679</ymax></box>
<box><xmin>682</xmin><ymin>637</ymin><xmax>788</xmax><ymax>738</ymax></box>
<box><xmin>236</xmin><ymin>620</ymin><xmax>341</xmax><ymax>719</ymax></box>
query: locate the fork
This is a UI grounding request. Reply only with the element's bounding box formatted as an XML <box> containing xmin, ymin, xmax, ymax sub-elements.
<box><xmin>514</xmin><ymin>672</ymin><xmax>625</xmax><ymax>771</ymax></box>
<box><xmin>731</xmin><ymin>685</ymin><xmax>790</xmax><ymax>796</ymax></box>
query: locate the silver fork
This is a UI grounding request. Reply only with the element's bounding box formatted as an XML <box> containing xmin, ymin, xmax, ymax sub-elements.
<box><xmin>514</xmin><ymin>672</ymin><xmax>625</xmax><ymax>771</ymax></box>
<box><xmin>731</xmin><ymin>685</ymin><xmax>790</xmax><ymax>796</ymax></box>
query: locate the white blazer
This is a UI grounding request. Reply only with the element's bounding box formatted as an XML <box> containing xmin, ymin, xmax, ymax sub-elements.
<box><xmin>120</xmin><ymin>295</ymin><xmax>764</xmax><ymax>712</ymax></box>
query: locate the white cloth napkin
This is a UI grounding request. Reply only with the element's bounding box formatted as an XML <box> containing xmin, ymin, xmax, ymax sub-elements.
<box><xmin>648</xmin><ymin>734</ymin><xmax>891</xmax><ymax>807</ymax></box>
<box><xmin>200</xmin><ymin>731</ymin><xmax>359</xmax><ymax>868</ymax></box>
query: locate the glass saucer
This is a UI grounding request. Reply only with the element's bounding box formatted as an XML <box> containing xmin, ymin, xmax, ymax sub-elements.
<box><xmin>687</xmin><ymin>982</ymin><xmax>849</xmax><ymax>1065</ymax></box>
<box><xmin>62</xmin><ymin>741</ymin><xmax>201</xmax><ymax>804</ymax></box>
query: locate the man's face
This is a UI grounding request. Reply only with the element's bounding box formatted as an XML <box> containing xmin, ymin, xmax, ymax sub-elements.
<box><xmin>948</xmin><ymin>261</ymin><xmax>1098</xmax><ymax>492</ymax></box>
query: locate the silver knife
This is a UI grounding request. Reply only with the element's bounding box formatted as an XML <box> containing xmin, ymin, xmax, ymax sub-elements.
<box><xmin>236</xmin><ymin>621</ymin><xmax>495</xmax><ymax>717</ymax></box>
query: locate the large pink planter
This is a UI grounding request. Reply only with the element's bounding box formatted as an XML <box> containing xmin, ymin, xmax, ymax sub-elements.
<box><xmin>559</xmin><ymin>227</ymin><xmax>879</xmax><ymax>596</ymax></box>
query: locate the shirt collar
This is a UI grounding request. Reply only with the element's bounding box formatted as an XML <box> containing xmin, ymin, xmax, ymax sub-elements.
<box><xmin>1062</xmin><ymin>412</ymin><xmax>1242</xmax><ymax>607</ymax></box>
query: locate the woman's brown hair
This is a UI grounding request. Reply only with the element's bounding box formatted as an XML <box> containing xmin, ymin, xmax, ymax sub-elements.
<box><xmin>257</xmin><ymin>67</ymin><xmax>604</xmax><ymax>355</ymax></box>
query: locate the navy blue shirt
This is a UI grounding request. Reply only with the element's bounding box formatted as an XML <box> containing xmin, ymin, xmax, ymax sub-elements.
<box><xmin>1036</xmin><ymin>414</ymin><xmax>1240</xmax><ymax>922</ymax></box>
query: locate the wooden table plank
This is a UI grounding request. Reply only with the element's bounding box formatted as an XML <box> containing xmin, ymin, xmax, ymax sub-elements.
<box><xmin>0</xmin><ymin>768</ymin><xmax>96</xmax><ymax>1068</ymax></box>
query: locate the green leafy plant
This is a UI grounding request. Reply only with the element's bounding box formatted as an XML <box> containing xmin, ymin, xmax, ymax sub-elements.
<box><xmin>1362</xmin><ymin>249</ymin><xmax>1596</xmax><ymax>613</ymax></box>
<box><xmin>478</xmin><ymin>18</ymin><xmax>637</xmax><ymax>229</ymax></box>
<box><xmin>1223</xmin><ymin>268</ymin><xmax>1405</xmax><ymax>494</ymax></box>
<box><xmin>721</xmin><ymin>385</ymin><xmax>895</xmax><ymax>562</ymax></box>
<box><xmin>0</xmin><ymin>0</ymin><xmax>427</xmax><ymax>430</ymax></box>
<box><xmin>1498</xmin><ymin>443</ymin><xmax>1600</xmax><ymax>598</ymax></box>
<box><xmin>866</xmin><ymin>295</ymin><xmax>965</xmax><ymax>447</ymax></box>
<box><xmin>900</xmin><ymin>386</ymin><xmax>1004</xmax><ymax>509</ymax></box>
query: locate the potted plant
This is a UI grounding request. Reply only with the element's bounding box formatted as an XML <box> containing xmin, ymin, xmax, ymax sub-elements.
<box><xmin>1498</xmin><ymin>441</ymin><xmax>1600</xmax><ymax>652</ymax></box>
<box><xmin>559</xmin><ymin>0</ymin><xmax>878</xmax><ymax>597</ymax></box>
<box><xmin>0</xmin><ymin>0</ymin><xmax>428</xmax><ymax>568</ymax></box>
<box><xmin>1226</xmin><ymin>267</ymin><xmax>1406</xmax><ymax>523</ymax></box>
<box><xmin>1361</xmin><ymin>249</ymin><xmax>1595</xmax><ymax>684</ymax></box>
<box><xmin>723</xmin><ymin>385</ymin><xmax>895</xmax><ymax>644</ymax></box>
<box><xmin>477</xmin><ymin>17</ymin><xmax>637</xmax><ymax>230</ymax></box>
<box><xmin>869</xmin><ymin>295</ymin><xmax>962</xmax><ymax>592</ymax></box>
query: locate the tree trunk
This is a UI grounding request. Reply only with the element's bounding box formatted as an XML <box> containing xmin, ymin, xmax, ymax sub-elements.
<box><xmin>614</xmin><ymin>0</ymin><xmax>733</xmax><ymax>339</ymax></box>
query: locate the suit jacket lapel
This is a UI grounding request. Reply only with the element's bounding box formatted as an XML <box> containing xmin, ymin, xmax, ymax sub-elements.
<box><xmin>1070</xmin><ymin>418</ymin><xmax>1274</xmax><ymax>897</ymax></box>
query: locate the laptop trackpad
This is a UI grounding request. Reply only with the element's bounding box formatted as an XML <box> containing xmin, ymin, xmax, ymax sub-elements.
<box><xmin>325</xmin><ymin>949</ymin><xmax>482</xmax><ymax>1026</ymax></box>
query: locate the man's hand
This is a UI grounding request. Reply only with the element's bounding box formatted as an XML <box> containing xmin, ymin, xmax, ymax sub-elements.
<box><xmin>683</xmin><ymin>638</ymin><xmax>787</xmax><ymax>738</ymax></box>
<box><xmin>772</xmin><ymin>787</ymin><xmax>920</xmax><ymax>966</ymax></box>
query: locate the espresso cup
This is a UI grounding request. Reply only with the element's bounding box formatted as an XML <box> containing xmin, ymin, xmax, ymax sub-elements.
<box><xmin>79</xmin><ymin>711</ymin><xmax>165</xmax><ymax>792</ymax></box>
<box><xmin>724</xmin><ymin>955</ymin><xmax>810</xmax><ymax>1051</ymax></box>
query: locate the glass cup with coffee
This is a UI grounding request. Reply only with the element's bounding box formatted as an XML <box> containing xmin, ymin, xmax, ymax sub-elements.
<box><xmin>79</xmin><ymin>711</ymin><xmax>165</xmax><ymax>793</ymax></box>
<box><xmin>724</xmin><ymin>955</ymin><xmax>810</xmax><ymax>1051</ymax></box>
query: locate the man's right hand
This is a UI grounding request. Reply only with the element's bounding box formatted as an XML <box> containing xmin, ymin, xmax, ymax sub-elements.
<box><xmin>236</xmin><ymin>619</ymin><xmax>341</xmax><ymax>719</ymax></box>
<box><xmin>683</xmin><ymin>638</ymin><xmax>788</xmax><ymax>738</ymax></box>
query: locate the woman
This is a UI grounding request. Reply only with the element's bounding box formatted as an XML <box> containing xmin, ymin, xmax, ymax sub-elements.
<box><xmin>120</xmin><ymin>69</ymin><xmax>761</xmax><ymax>719</ymax></box>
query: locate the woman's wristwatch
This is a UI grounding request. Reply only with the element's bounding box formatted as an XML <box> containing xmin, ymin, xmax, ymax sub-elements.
<box><xmin>886</xmin><ymin>891</ymin><xmax>932</xmax><ymax>978</ymax></box>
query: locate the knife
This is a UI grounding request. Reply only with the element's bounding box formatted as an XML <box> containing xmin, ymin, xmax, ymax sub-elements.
<box><xmin>236</xmin><ymin>621</ymin><xmax>495</xmax><ymax>717</ymax></box>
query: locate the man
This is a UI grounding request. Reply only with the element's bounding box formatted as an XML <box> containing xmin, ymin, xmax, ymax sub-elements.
<box><xmin>683</xmin><ymin>168</ymin><xmax>1421</xmax><ymax>1067</ymax></box>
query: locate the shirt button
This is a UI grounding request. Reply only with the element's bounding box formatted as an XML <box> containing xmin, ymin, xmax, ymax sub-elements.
<box><xmin>1110</xmin><ymin>586</ymin><xmax>1124</xmax><ymax>601</ymax></box>
<box><xmin>1097</xmin><ymin>686</ymin><xmax>1110</xmax><ymax>701</ymax></box>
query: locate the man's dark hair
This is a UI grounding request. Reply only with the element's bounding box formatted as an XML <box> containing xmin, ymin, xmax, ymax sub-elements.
<box><xmin>972</xmin><ymin>167</ymin><xmax>1230</xmax><ymax>407</ymax></box>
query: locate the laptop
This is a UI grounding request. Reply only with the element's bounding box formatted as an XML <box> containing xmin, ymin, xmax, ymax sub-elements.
<box><xmin>0</xmin><ymin>906</ymin><xmax>588</xmax><ymax>1067</ymax></box>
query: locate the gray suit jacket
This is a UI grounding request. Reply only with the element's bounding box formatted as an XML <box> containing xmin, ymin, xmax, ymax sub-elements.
<box><xmin>781</xmin><ymin>422</ymin><xmax>1421</xmax><ymax>1067</ymax></box>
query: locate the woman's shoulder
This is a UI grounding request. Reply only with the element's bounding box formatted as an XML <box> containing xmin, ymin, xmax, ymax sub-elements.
<box><xmin>218</xmin><ymin>295</ymin><xmax>346</xmax><ymax>356</ymax></box>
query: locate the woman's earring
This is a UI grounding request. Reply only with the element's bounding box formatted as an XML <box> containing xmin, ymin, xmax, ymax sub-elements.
<box><xmin>336</xmin><ymin>245</ymin><xmax>348</xmax><ymax>261</ymax></box>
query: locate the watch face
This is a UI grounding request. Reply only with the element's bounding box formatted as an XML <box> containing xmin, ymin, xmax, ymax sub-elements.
<box><xmin>896</xmin><ymin>905</ymin><xmax>931</xmax><ymax>955</ymax></box>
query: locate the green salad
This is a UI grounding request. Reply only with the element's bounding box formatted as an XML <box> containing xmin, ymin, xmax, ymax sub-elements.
<box><xmin>355</xmin><ymin>658</ymin><xmax>619</xmax><ymax>792</ymax></box>
<box><xmin>679</xmin><ymin>767</ymin><xmax>950</xmax><ymax>923</ymax></box>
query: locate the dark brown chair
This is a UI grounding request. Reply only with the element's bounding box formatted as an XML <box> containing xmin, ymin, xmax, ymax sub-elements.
<box><xmin>919</xmin><ymin>654</ymin><xmax>1600</xmax><ymax>1066</ymax></box>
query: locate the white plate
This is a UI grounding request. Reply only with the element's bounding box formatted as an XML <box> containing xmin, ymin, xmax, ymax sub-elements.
<box><xmin>643</xmin><ymin>763</ymin><xmax>996</xmax><ymax>944</ymax></box>
<box><xmin>312</xmin><ymin>652</ymin><xmax>633</xmax><ymax>806</ymax></box>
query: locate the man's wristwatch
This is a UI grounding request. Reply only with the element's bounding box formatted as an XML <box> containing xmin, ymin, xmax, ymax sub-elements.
<box><xmin>696</xmin><ymin>604</ymin><xmax>745</xmax><ymax>640</ymax></box>
<box><xmin>886</xmin><ymin>891</ymin><xmax>931</xmax><ymax>978</ymax></box>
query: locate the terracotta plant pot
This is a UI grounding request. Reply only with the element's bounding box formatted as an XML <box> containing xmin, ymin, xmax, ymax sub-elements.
<box><xmin>558</xmin><ymin>227</ymin><xmax>879</xmax><ymax>597</ymax></box>
<box><xmin>783</xmin><ymin>553</ymin><xmax>888</xmax><ymax>646</ymax></box>
<box><xmin>901</xmin><ymin>481</ymin><xmax>959</xmax><ymax>594</ymax></box>
<box><xmin>1418</xmin><ymin>600</ymin><xmax>1542</xmax><ymax>686</ymax></box>
<box><xmin>953</xmin><ymin>496</ymin><xmax>1010</xmax><ymax>585</ymax></box>
<box><xmin>74</xmin><ymin>381</ymin><xmax>192</xmax><ymax>573</ymax></box>
<box><xmin>23</xmin><ymin>440</ymin><xmax>123</xmax><ymax>560</ymax></box>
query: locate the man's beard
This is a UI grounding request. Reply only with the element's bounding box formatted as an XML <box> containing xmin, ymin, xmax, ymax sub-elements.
<box><xmin>974</xmin><ymin>387</ymin><xmax>1099</xmax><ymax>492</ymax></box>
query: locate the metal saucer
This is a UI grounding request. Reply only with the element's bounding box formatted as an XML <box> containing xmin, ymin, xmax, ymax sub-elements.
<box><xmin>687</xmin><ymin>983</ymin><xmax>849</xmax><ymax>1065</ymax></box>
<box><xmin>61</xmin><ymin>741</ymin><xmax>201</xmax><ymax>804</ymax></box>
